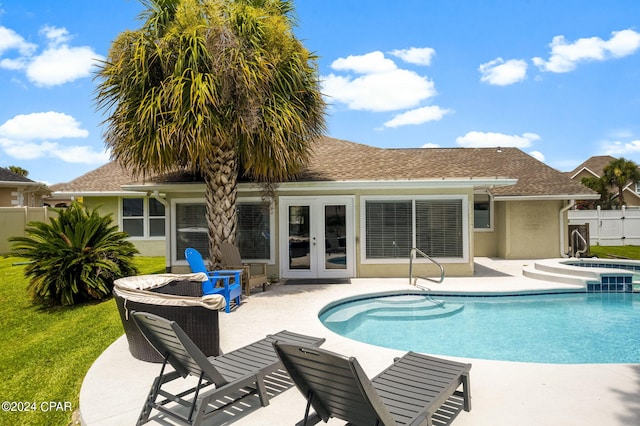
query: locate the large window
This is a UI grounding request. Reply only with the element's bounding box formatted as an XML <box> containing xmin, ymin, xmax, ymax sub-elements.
<box><xmin>175</xmin><ymin>203</ymin><xmax>208</xmax><ymax>260</ymax></box>
<box><xmin>364</xmin><ymin>197</ymin><xmax>466</xmax><ymax>261</ymax></box>
<box><xmin>122</xmin><ymin>197</ymin><xmax>165</xmax><ymax>238</ymax></box>
<box><xmin>237</xmin><ymin>202</ymin><xmax>271</xmax><ymax>261</ymax></box>
<box><xmin>365</xmin><ymin>201</ymin><xmax>412</xmax><ymax>258</ymax></box>
<box><xmin>415</xmin><ymin>200</ymin><xmax>463</xmax><ymax>257</ymax></box>
<box><xmin>174</xmin><ymin>200</ymin><xmax>272</xmax><ymax>262</ymax></box>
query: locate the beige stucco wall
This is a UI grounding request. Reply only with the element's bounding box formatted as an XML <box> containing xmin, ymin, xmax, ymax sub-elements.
<box><xmin>82</xmin><ymin>196</ymin><xmax>166</xmax><ymax>257</ymax></box>
<box><xmin>71</xmin><ymin>189</ymin><xmax>568</xmax><ymax>275</ymax></box>
<box><xmin>473</xmin><ymin>230</ymin><xmax>499</xmax><ymax>257</ymax></box>
<box><xmin>496</xmin><ymin>199</ymin><xmax>563</xmax><ymax>259</ymax></box>
<box><xmin>0</xmin><ymin>188</ymin><xmax>14</xmax><ymax>207</ymax></box>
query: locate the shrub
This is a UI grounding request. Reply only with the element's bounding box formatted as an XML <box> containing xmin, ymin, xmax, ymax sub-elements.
<box><xmin>10</xmin><ymin>202</ymin><xmax>139</xmax><ymax>306</ymax></box>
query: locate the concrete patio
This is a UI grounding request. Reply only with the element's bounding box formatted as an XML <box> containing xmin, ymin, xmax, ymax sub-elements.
<box><xmin>80</xmin><ymin>258</ymin><xmax>640</xmax><ymax>425</ymax></box>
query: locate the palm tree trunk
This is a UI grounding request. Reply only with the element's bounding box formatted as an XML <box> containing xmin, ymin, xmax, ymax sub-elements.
<box><xmin>203</xmin><ymin>148</ymin><xmax>238</xmax><ymax>267</ymax></box>
<box><xmin>618</xmin><ymin>184</ymin><xmax>626</xmax><ymax>207</ymax></box>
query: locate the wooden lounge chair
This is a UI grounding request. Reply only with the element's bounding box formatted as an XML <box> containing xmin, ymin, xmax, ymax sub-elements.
<box><xmin>132</xmin><ymin>311</ymin><xmax>326</xmax><ymax>426</ymax></box>
<box><xmin>220</xmin><ymin>241</ymin><xmax>268</xmax><ymax>295</ymax></box>
<box><xmin>273</xmin><ymin>342</ymin><xmax>472</xmax><ymax>426</ymax></box>
<box><xmin>185</xmin><ymin>247</ymin><xmax>242</xmax><ymax>313</ymax></box>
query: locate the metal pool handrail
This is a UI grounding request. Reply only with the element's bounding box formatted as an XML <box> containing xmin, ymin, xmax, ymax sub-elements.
<box><xmin>409</xmin><ymin>247</ymin><xmax>445</xmax><ymax>286</ymax></box>
<box><xmin>570</xmin><ymin>228</ymin><xmax>588</xmax><ymax>258</ymax></box>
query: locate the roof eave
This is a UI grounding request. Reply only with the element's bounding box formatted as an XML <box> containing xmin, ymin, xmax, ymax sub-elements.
<box><xmin>120</xmin><ymin>177</ymin><xmax>519</xmax><ymax>193</ymax></box>
<box><xmin>494</xmin><ymin>194</ymin><xmax>601</xmax><ymax>201</ymax></box>
<box><xmin>48</xmin><ymin>190</ymin><xmax>148</xmax><ymax>199</ymax></box>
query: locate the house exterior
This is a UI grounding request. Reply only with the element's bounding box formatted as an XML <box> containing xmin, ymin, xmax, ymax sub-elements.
<box><xmin>0</xmin><ymin>167</ymin><xmax>51</xmax><ymax>207</ymax></box>
<box><xmin>567</xmin><ymin>155</ymin><xmax>640</xmax><ymax>207</ymax></box>
<box><xmin>50</xmin><ymin>137</ymin><xmax>597</xmax><ymax>278</ymax></box>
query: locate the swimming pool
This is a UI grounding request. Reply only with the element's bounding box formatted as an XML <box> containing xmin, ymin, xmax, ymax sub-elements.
<box><xmin>319</xmin><ymin>291</ymin><xmax>640</xmax><ymax>364</ymax></box>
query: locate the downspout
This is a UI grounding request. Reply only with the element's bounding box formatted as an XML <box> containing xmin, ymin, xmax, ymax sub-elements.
<box><xmin>559</xmin><ymin>199</ymin><xmax>575</xmax><ymax>258</ymax></box>
<box><xmin>151</xmin><ymin>191</ymin><xmax>171</xmax><ymax>273</ymax></box>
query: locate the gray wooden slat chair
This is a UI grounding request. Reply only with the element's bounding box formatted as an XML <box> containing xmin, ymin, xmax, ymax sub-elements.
<box><xmin>273</xmin><ymin>342</ymin><xmax>471</xmax><ymax>426</ymax></box>
<box><xmin>132</xmin><ymin>311</ymin><xmax>326</xmax><ymax>426</ymax></box>
<box><xmin>220</xmin><ymin>241</ymin><xmax>268</xmax><ymax>295</ymax></box>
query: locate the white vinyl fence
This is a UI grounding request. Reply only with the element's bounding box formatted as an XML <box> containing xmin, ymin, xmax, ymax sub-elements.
<box><xmin>568</xmin><ymin>206</ymin><xmax>640</xmax><ymax>246</ymax></box>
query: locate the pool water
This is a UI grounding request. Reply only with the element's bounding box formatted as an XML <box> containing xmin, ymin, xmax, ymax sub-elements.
<box><xmin>319</xmin><ymin>292</ymin><xmax>640</xmax><ymax>364</ymax></box>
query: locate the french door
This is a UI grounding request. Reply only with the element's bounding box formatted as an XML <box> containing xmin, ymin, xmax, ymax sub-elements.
<box><xmin>279</xmin><ymin>197</ymin><xmax>355</xmax><ymax>279</ymax></box>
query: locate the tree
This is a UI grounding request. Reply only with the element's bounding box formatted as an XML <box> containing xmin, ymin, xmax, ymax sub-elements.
<box><xmin>10</xmin><ymin>202</ymin><xmax>139</xmax><ymax>306</ymax></box>
<box><xmin>603</xmin><ymin>158</ymin><xmax>640</xmax><ymax>208</ymax></box>
<box><xmin>8</xmin><ymin>165</ymin><xmax>28</xmax><ymax>177</ymax></box>
<box><xmin>95</xmin><ymin>0</ymin><xmax>325</xmax><ymax>265</ymax></box>
<box><xmin>580</xmin><ymin>175</ymin><xmax>615</xmax><ymax>209</ymax></box>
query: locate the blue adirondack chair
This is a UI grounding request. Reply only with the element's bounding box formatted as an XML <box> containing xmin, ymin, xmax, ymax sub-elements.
<box><xmin>185</xmin><ymin>248</ymin><xmax>242</xmax><ymax>313</ymax></box>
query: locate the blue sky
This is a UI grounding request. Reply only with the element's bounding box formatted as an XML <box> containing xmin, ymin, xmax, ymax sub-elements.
<box><xmin>2</xmin><ymin>1</ymin><xmax>640</xmax><ymax>184</ymax></box>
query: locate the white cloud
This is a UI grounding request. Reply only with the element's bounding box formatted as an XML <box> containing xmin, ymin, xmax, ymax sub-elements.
<box><xmin>40</xmin><ymin>25</ymin><xmax>72</xmax><ymax>46</ymax></box>
<box><xmin>0</xmin><ymin>25</ymin><xmax>36</xmax><ymax>56</ymax></box>
<box><xmin>0</xmin><ymin>24</ymin><xmax>103</xmax><ymax>86</ymax></box>
<box><xmin>384</xmin><ymin>106</ymin><xmax>452</xmax><ymax>128</ymax></box>
<box><xmin>533</xmin><ymin>29</ymin><xmax>640</xmax><ymax>73</ymax></box>
<box><xmin>389</xmin><ymin>47</ymin><xmax>436</xmax><ymax>66</ymax></box>
<box><xmin>26</xmin><ymin>44</ymin><xmax>102</xmax><ymax>87</ymax></box>
<box><xmin>331</xmin><ymin>51</ymin><xmax>397</xmax><ymax>74</ymax></box>
<box><xmin>0</xmin><ymin>112</ymin><xmax>105</xmax><ymax>164</ymax></box>
<box><xmin>0</xmin><ymin>137</ymin><xmax>109</xmax><ymax>163</ymax></box>
<box><xmin>0</xmin><ymin>112</ymin><xmax>89</xmax><ymax>140</ymax></box>
<box><xmin>322</xmin><ymin>51</ymin><xmax>437</xmax><ymax>112</ymax></box>
<box><xmin>529</xmin><ymin>150</ymin><xmax>545</xmax><ymax>162</ymax></box>
<box><xmin>479</xmin><ymin>58</ymin><xmax>527</xmax><ymax>86</ymax></box>
<box><xmin>0</xmin><ymin>57</ymin><xmax>27</xmax><ymax>70</ymax></box>
<box><xmin>602</xmin><ymin>140</ymin><xmax>640</xmax><ymax>156</ymax></box>
<box><xmin>49</xmin><ymin>144</ymin><xmax>110</xmax><ymax>164</ymax></box>
<box><xmin>456</xmin><ymin>131</ymin><xmax>541</xmax><ymax>148</ymax></box>
<box><xmin>421</xmin><ymin>142</ymin><xmax>440</xmax><ymax>148</ymax></box>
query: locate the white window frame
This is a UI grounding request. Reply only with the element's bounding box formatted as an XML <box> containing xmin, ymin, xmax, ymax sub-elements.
<box><xmin>120</xmin><ymin>197</ymin><xmax>166</xmax><ymax>240</ymax></box>
<box><xmin>171</xmin><ymin>197</ymin><xmax>275</xmax><ymax>266</ymax></box>
<box><xmin>360</xmin><ymin>195</ymin><xmax>469</xmax><ymax>264</ymax></box>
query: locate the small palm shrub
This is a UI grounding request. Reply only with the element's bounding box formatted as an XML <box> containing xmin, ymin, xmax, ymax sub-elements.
<box><xmin>10</xmin><ymin>202</ymin><xmax>139</xmax><ymax>306</ymax></box>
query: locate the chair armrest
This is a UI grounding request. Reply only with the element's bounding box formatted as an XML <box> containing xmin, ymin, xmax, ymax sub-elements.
<box><xmin>244</xmin><ymin>263</ymin><xmax>267</xmax><ymax>275</ymax></box>
<box><xmin>202</xmin><ymin>274</ymin><xmax>231</xmax><ymax>294</ymax></box>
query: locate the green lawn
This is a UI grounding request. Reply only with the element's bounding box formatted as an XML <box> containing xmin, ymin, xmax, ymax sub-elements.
<box><xmin>589</xmin><ymin>245</ymin><xmax>640</xmax><ymax>260</ymax></box>
<box><xmin>0</xmin><ymin>256</ymin><xmax>165</xmax><ymax>426</ymax></box>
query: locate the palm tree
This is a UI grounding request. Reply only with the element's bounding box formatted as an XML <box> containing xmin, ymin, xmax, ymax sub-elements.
<box><xmin>10</xmin><ymin>202</ymin><xmax>139</xmax><ymax>306</ymax></box>
<box><xmin>580</xmin><ymin>175</ymin><xmax>615</xmax><ymax>209</ymax></box>
<box><xmin>8</xmin><ymin>165</ymin><xmax>28</xmax><ymax>177</ymax></box>
<box><xmin>603</xmin><ymin>158</ymin><xmax>640</xmax><ymax>208</ymax></box>
<box><xmin>95</xmin><ymin>0</ymin><xmax>325</xmax><ymax>265</ymax></box>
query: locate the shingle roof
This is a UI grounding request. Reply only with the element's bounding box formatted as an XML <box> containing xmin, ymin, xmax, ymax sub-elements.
<box><xmin>0</xmin><ymin>167</ymin><xmax>37</xmax><ymax>184</ymax></box>
<box><xmin>566</xmin><ymin>155</ymin><xmax>617</xmax><ymax>179</ymax></box>
<box><xmin>50</xmin><ymin>161</ymin><xmax>135</xmax><ymax>193</ymax></box>
<box><xmin>50</xmin><ymin>136</ymin><xmax>596</xmax><ymax>198</ymax></box>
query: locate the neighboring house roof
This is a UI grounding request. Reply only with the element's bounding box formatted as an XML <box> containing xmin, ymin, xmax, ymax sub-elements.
<box><xmin>50</xmin><ymin>136</ymin><xmax>596</xmax><ymax>199</ymax></box>
<box><xmin>0</xmin><ymin>167</ymin><xmax>38</xmax><ymax>184</ymax></box>
<box><xmin>0</xmin><ymin>167</ymin><xmax>50</xmax><ymax>193</ymax></box>
<box><xmin>566</xmin><ymin>155</ymin><xmax>617</xmax><ymax>179</ymax></box>
<box><xmin>50</xmin><ymin>161</ymin><xmax>138</xmax><ymax>194</ymax></box>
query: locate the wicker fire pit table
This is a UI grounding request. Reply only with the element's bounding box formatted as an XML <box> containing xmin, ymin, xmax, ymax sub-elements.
<box><xmin>113</xmin><ymin>273</ymin><xmax>225</xmax><ymax>363</ymax></box>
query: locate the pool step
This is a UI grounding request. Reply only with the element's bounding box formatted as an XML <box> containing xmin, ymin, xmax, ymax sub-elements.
<box><xmin>323</xmin><ymin>295</ymin><xmax>463</xmax><ymax>324</ymax></box>
<box><xmin>522</xmin><ymin>259</ymin><xmax>634</xmax><ymax>292</ymax></box>
<box><xmin>522</xmin><ymin>265</ymin><xmax>596</xmax><ymax>286</ymax></box>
